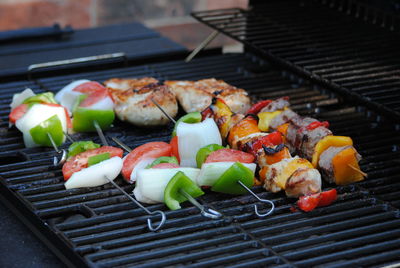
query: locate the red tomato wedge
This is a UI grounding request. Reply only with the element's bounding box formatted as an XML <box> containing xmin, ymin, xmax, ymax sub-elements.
<box><xmin>152</xmin><ymin>163</ymin><xmax>180</xmax><ymax>169</ymax></box>
<box><xmin>205</xmin><ymin>148</ymin><xmax>255</xmax><ymax>164</ymax></box>
<box><xmin>9</xmin><ymin>104</ymin><xmax>29</xmax><ymax>124</ymax></box>
<box><xmin>297</xmin><ymin>189</ymin><xmax>337</xmax><ymax>212</ymax></box>
<box><xmin>73</xmin><ymin>81</ymin><xmax>110</xmax><ymax>107</ymax></box>
<box><xmin>170</xmin><ymin>136</ymin><xmax>180</xmax><ymax>163</ymax></box>
<box><xmin>122</xmin><ymin>142</ymin><xmax>172</xmax><ymax>181</ymax></box>
<box><xmin>62</xmin><ymin>146</ymin><xmax>123</xmax><ymax>181</ymax></box>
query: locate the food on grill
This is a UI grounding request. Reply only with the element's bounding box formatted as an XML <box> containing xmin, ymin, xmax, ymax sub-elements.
<box><xmin>56</xmin><ymin>80</ymin><xmax>115</xmax><ymax>132</ymax></box>
<box><xmin>164</xmin><ymin>171</ymin><xmax>204</xmax><ymax>210</ymax></box>
<box><xmin>211</xmin><ymin>162</ymin><xmax>255</xmax><ymax>195</ymax></box>
<box><xmin>197</xmin><ymin>161</ymin><xmax>256</xmax><ymax>187</ymax></box>
<box><xmin>133</xmin><ymin>167</ymin><xmax>200</xmax><ymax>205</ymax></box>
<box><xmin>195</xmin><ymin>143</ymin><xmax>225</xmax><ymax>168</ymax></box>
<box><xmin>104</xmin><ymin>77</ymin><xmax>178</xmax><ymax>126</ymax></box>
<box><xmin>62</xmin><ymin>142</ymin><xmax>123</xmax><ymax>189</ymax></box>
<box><xmin>121</xmin><ymin>141</ymin><xmax>172</xmax><ymax>183</ymax></box>
<box><xmin>254</xmin><ymin>97</ymin><xmax>366</xmax><ymax>185</ymax></box>
<box><xmin>146</xmin><ymin>156</ymin><xmax>179</xmax><ymax>169</ymax></box>
<box><xmin>172</xmin><ymin>112</ymin><xmax>202</xmax><ymax>137</ymax></box>
<box><xmin>10</xmin><ymin>88</ymin><xmax>35</xmax><ymax>110</ymax></box>
<box><xmin>165</xmin><ymin>78</ymin><xmax>251</xmax><ymax>114</ymax></box>
<box><xmin>62</xmin><ymin>145</ymin><xmax>123</xmax><ymax>181</ymax></box>
<box><xmin>175</xmin><ymin>118</ymin><xmax>222</xmax><ymax>167</ymax></box>
<box><xmin>14</xmin><ymin>103</ymin><xmax>69</xmax><ymax>148</ymax></box>
<box><xmin>297</xmin><ymin>189</ymin><xmax>337</xmax><ymax>212</ymax></box>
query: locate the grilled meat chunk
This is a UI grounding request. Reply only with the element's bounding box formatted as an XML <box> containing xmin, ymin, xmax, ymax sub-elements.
<box><xmin>269</xmin><ymin>109</ymin><xmax>298</xmax><ymax>130</ymax></box>
<box><xmin>285</xmin><ymin>168</ymin><xmax>321</xmax><ymax>198</ymax></box>
<box><xmin>104</xmin><ymin>78</ymin><xmax>178</xmax><ymax>126</ymax></box>
<box><xmin>260</xmin><ymin>97</ymin><xmax>290</xmax><ymax>113</ymax></box>
<box><xmin>165</xmin><ymin>78</ymin><xmax>251</xmax><ymax>114</ymax></box>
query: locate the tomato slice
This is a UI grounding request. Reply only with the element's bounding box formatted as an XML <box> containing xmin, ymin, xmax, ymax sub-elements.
<box><xmin>73</xmin><ymin>81</ymin><xmax>110</xmax><ymax>107</ymax></box>
<box><xmin>170</xmin><ymin>136</ymin><xmax>180</xmax><ymax>163</ymax></box>
<box><xmin>9</xmin><ymin>104</ymin><xmax>29</xmax><ymax>124</ymax></box>
<box><xmin>297</xmin><ymin>194</ymin><xmax>321</xmax><ymax>212</ymax></box>
<box><xmin>152</xmin><ymin>163</ymin><xmax>180</xmax><ymax>169</ymax></box>
<box><xmin>318</xmin><ymin>189</ymin><xmax>337</xmax><ymax>207</ymax></box>
<box><xmin>62</xmin><ymin>146</ymin><xmax>123</xmax><ymax>180</ymax></box>
<box><xmin>121</xmin><ymin>142</ymin><xmax>172</xmax><ymax>181</ymax></box>
<box><xmin>205</xmin><ymin>148</ymin><xmax>255</xmax><ymax>163</ymax></box>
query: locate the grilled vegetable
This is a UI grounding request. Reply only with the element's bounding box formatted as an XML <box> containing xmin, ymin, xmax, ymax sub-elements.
<box><xmin>258</xmin><ymin>110</ymin><xmax>283</xmax><ymax>132</ymax></box>
<box><xmin>10</xmin><ymin>88</ymin><xmax>35</xmax><ymax>110</ymax></box>
<box><xmin>121</xmin><ymin>141</ymin><xmax>172</xmax><ymax>182</ymax></box>
<box><xmin>172</xmin><ymin>112</ymin><xmax>202</xmax><ymax>137</ymax></box>
<box><xmin>62</xmin><ymin>146</ymin><xmax>123</xmax><ymax>181</ymax></box>
<box><xmin>164</xmin><ymin>171</ymin><xmax>204</xmax><ymax>210</ymax></box>
<box><xmin>297</xmin><ymin>189</ymin><xmax>337</xmax><ymax>212</ymax></box>
<box><xmin>65</xmin><ymin>156</ymin><xmax>123</xmax><ymax>189</ymax></box>
<box><xmin>176</xmin><ymin>118</ymin><xmax>222</xmax><ymax>167</ymax></box>
<box><xmin>133</xmin><ymin>168</ymin><xmax>200</xmax><ymax>204</ymax></box>
<box><xmin>227</xmin><ymin>115</ymin><xmax>260</xmax><ymax>149</ymax></box>
<box><xmin>246</xmin><ymin>100</ymin><xmax>272</xmax><ymax>115</ymax></box>
<box><xmin>211</xmin><ymin>162</ymin><xmax>254</xmax><ymax>195</ymax></box>
<box><xmin>197</xmin><ymin>162</ymin><xmax>257</xmax><ymax>187</ymax></box>
<box><xmin>67</xmin><ymin>141</ymin><xmax>101</xmax><ymax>158</ymax></box>
<box><xmin>146</xmin><ymin>156</ymin><xmax>179</xmax><ymax>169</ymax></box>
<box><xmin>311</xmin><ymin>135</ymin><xmax>353</xmax><ymax>167</ymax></box>
<box><xmin>196</xmin><ymin>144</ymin><xmax>225</xmax><ymax>168</ymax></box>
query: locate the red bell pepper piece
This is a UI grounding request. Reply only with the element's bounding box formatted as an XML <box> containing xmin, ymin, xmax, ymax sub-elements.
<box><xmin>297</xmin><ymin>189</ymin><xmax>337</xmax><ymax>212</ymax></box>
<box><xmin>306</xmin><ymin>121</ymin><xmax>330</xmax><ymax>131</ymax></box>
<box><xmin>246</xmin><ymin>100</ymin><xmax>272</xmax><ymax>115</ymax></box>
<box><xmin>251</xmin><ymin>131</ymin><xmax>283</xmax><ymax>153</ymax></box>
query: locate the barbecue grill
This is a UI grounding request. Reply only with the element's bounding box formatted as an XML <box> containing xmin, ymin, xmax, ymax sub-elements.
<box><xmin>1</xmin><ymin>0</ymin><xmax>400</xmax><ymax>267</ymax></box>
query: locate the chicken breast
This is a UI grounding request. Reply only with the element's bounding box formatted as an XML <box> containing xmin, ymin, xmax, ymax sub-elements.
<box><xmin>165</xmin><ymin>78</ymin><xmax>251</xmax><ymax>114</ymax></box>
<box><xmin>285</xmin><ymin>168</ymin><xmax>321</xmax><ymax>198</ymax></box>
<box><xmin>104</xmin><ymin>78</ymin><xmax>178</xmax><ymax>126</ymax></box>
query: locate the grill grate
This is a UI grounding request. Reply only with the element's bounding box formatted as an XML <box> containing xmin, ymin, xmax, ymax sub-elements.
<box><xmin>0</xmin><ymin>53</ymin><xmax>400</xmax><ymax>267</ymax></box>
<box><xmin>192</xmin><ymin>0</ymin><xmax>400</xmax><ymax>122</ymax></box>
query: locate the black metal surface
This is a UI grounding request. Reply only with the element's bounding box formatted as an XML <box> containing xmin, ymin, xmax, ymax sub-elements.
<box><xmin>192</xmin><ymin>0</ymin><xmax>400</xmax><ymax>123</ymax></box>
<box><xmin>1</xmin><ymin>52</ymin><xmax>400</xmax><ymax>267</ymax></box>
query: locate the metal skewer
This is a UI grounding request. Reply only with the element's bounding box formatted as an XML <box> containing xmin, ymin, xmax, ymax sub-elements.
<box><xmin>67</xmin><ymin>132</ymin><xmax>167</xmax><ymax>231</ymax></box>
<box><xmin>237</xmin><ymin>181</ymin><xmax>275</xmax><ymax>217</ymax></box>
<box><xmin>112</xmin><ymin>137</ymin><xmax>223</xmax><ymax>220</ymax></box>
<box><xmin>150</xmin><ymin>99</ymin><xmax>176</xmax><ymax>124</ymax></box>
<box><xmin>185</xmin><ymin>30</ymin><xmax>219</xmax><ymax>63</ymax></box>
<box><xmin>47</xmin><ymin>133</ymin><xmax>67</xmax><ymax>166</ymax></box>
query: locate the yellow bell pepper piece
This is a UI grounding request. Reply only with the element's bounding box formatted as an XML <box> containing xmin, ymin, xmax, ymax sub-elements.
<box><xmin>213</xmin><ymin>98</ymin><xmax>233</xmax><ymax>139</ymax></box>
<box><xmin>275</xmin><ymin>158</ymin><xmax>313</xmax><ymax>189</ymax></box>
<box><xmin>258</xmin><ymin>111</ymin><xmax>282</xmax><ymax>131</ymax></box>
<box><xmin>312</xmin><ymin>136</ymin><xmax>353</xmax><ymax>167</ymax></box>
<box><xmin>332</xmin><ymin>147</ymin><xmax>365</xmax><ymax>185</ymax></box>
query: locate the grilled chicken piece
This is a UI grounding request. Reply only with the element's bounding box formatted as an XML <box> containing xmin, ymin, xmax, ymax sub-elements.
<box><xmin>285</xmin><ymin>168</ymin><xmax>321</xmax><ymax>198</ymax></box>
<box><xmin>165</xmin><ymin>78</ymin><xmax>251</xmax><ymax>114</ymax></box>
<box><xmin>104</xmin><ymin>78</ymin><xmax>178</xmax><ymax>126</ymax></box>
<box><xmin>269</xmin><ymin>109</ymin><xmax>298</xmax><ymax>130</ymax></box>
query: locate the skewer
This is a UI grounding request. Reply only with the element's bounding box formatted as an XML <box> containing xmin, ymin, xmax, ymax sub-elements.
<box><xmin>151</xmin><ymin>98</ymin><xmax>177</xmax><ymax>124</ymax></box>
<box><xmin>348</xmin><ymin>164</ymin><xmax>368</xmax><ymax>177</ymax></box>
<box><xmin>67</xmin><ymin>134</ymin><xmax>167</xmax><ymax>231</ymax></box>
<box><xmin>185</xmin><ymin>30</ymin><xmax>219</xmax><ymax>63</ymax></box>
<box><xmin>237</xmin><ymin>181</ymin><xmax>275</xmax><ymax>217</ymax></box>
<box><xmin>47</xmin><ymin>133</ymin><xmax>67</xmax><ymax>166</ymax></box>
<box><xmin>93</xmin><ymin>120</ymin><xmax>109</xmax><ymax>146</ymax></box>
<box><xmin>150</xmin><ymin>99</ymin><xmax>274</xmax><ymax>218</ymax></box>
<box><xmin>112</xmin><ymin>137</ymin><xmax>223</xmax><ymax>220</ymax></box>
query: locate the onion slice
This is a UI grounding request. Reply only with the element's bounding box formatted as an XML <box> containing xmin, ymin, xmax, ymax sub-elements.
<box><xmin>177</xmin><ymin>118</ymin><xmax>222</xmax><ymax>167</ymax></box>
<box><xmin>129</xmin><ymin>157</ymin><xmax>156</xmax><ymax>182</ymax></box>
<box><xmin>133</xmin><ymin>168</ymin><xmax>200</xmax><ymax>204</ymax></box>
<box><xmin>10</xmin><ymin>88</ymin><xmax>35</xmax><ymax>110</ymax></box>
<box><xmin>55</xmin><ymin>79</ymin><xmax>90</xmax><ymax>103</ymax></box>
<box><xmin>65</xmin><ymin>157</ymin><xmax>123</xmax><ymax>189</ymax></box>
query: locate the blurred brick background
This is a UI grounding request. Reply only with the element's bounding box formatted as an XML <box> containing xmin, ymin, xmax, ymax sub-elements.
<box><xmin>0</xmin><ymin>0</ymin><xmax>248</xmax><ymax>49</ymax></box>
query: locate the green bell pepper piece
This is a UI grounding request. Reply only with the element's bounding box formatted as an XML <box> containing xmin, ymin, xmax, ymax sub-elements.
<box><xmin>23</xmin><ymin>92</ymin><xmax>57</xmax><ymax>105</ymax></box>
<box><xmin>172</xmin><ymin>112</ymin><xmax>202</xmax><ymax>137</ymax></box>
<box><xmin>72</xmin><ymin>107</ymin><xmax>114</xmax><ymax>132</ymax></box>
<box><xmin>211</xmin><ymin>162</ymin><xmax>254</xmax><ymax>195</ymax></box>
<box><xmin>164</xmin><ymin>171</ymin><xmax>204</xmax><ymax>210</ymax></box>
<box><xmin>88</xmin><ymin>152</ymin><xmax>110</xmax><ymax>166</ymax></box>
<box><xmin>67</xmin><ymin>141</ymin><xmax>100</xmax><ymax>158</ymax></box>
<box><xmin>196</xmin><ymin>144</ymin><xmax>225</xmax><ymax>168</ymax></box>
<box><xmin>30</xmin><ymin>115</ymin><xmax>64</xmax><ymax>147</ymax></box>
<box><xmin>146</xmin><ymin>156</ymin><xmax>179</xmax><ymax>169</ymax></box>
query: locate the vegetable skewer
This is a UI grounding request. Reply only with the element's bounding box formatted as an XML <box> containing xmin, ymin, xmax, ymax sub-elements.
<box><xmin>112</xmin><ymin>137</ymin><xmax>223</xmax><ymax>220</ymax></box>
<box><xmin>151</xmin><ymin>99</ymin><xmax>275</xmax><ymax>217</ymax></box>
<box><xmin>64</xmin><ymin>134</ymin><xmax>166</xmax><ymax>232</ymax></box>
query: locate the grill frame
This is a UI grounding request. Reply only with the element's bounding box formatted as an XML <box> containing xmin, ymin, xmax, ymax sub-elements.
<box><xmin>1</xmin><ymin>50</ymin><xmax>400</xmax><ymax>267</ymax></box>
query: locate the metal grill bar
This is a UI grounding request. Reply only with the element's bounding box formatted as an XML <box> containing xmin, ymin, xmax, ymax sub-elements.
<box><xmin>192</xmin><ymin>0</ymin><xmax>400</xmax><ymax>122</ymax></box>
<box><xmin>0</xmin><ymin>53</ymin><xmax>399</xmax><ymax>266</ymax></box>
